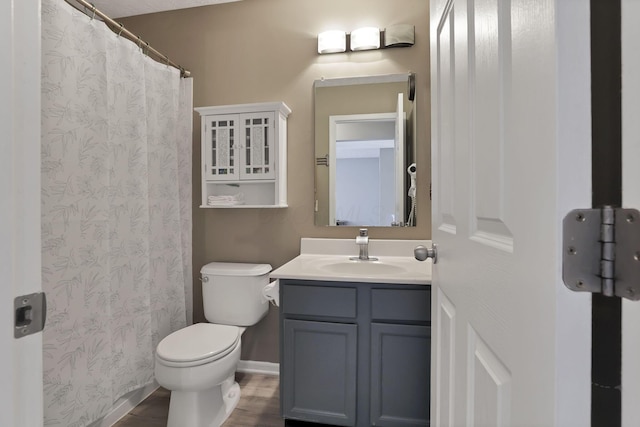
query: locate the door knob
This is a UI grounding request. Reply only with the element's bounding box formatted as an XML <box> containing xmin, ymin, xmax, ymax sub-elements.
<box><xmin>414</xmin><ymin>244</ymin><xmax>437</xmax><ymax>263</ymax></box>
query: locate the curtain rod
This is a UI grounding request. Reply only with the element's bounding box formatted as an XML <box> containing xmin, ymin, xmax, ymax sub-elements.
<box><xmin>64</xmin><ymin>0</ymin><xmax>191</xmax><ymax>78</ymax></box>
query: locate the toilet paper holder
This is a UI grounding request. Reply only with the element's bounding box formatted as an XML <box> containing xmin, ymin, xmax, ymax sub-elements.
<box><xmin>263</xmin><ymin>280</ymin><xmax>279</xmax><ymax>307</ymax></box>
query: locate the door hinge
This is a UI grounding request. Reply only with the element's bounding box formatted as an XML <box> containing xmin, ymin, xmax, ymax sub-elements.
<box><xmin>14</xmin><ymin>292</ymin><xmax>46</xmax><ymax>338</ymax></box>
<box><xmin>563</xmin><ymin>206</ymin><xmax>640</xmax><ymax>300</ymax></box>
<box><xmin>316</xmin><ymin>154</ymin><xmax>329</xmax><ymax>167</ymax></box>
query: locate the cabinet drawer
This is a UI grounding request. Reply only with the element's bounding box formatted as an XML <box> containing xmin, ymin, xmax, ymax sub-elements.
<box><xmin>371</xmin><ymin>288</ymin><xmax>430</xmax><ymax>322</ymax></box>
<box><xmin>282</xmin><ymin>284</ymin><xmax>357</xmax><ymax>318</ymax></box>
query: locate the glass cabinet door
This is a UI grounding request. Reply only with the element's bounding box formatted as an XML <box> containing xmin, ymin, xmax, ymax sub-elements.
<box><xmin>204</xmin><ymin>114</ymin><xmax>239</xmax><ymax>181</ymax></box>
<box><xmin>204</xmin><ymin>112</ymin><xmax>276</xmax><ymax>182</ymax></box>
<box><xmin>239</xmin><ymin>112</ymin><xmax>276</xmax><ymax>180</ymax></box>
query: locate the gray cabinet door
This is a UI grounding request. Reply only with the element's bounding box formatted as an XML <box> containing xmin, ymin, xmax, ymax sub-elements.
<box><xmin>370</xmin><ymin>323</ymin><xmax>430</xmax><ymax>427</ymax></box>
<box><xmin>282</xmin><ymin>319</ymin><xmax>358</xmax><ymax>426</ymax></box>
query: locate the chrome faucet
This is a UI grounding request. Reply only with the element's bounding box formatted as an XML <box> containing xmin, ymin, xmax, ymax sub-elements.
<box><xmin>351</xmin><ymin>228</ymin><xmax>378</xmax><ymax>261</ymax></box>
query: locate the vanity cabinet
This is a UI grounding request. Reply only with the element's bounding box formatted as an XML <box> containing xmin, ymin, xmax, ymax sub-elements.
<box><xmin>280</xmin><ymin>280</ymin><xmax>431</xmax><ymax>427</ymax></box>
<box><xmin>195</xmin><ymin>102</ymin><xmax>291</xmax><ymax>208</ymax></box>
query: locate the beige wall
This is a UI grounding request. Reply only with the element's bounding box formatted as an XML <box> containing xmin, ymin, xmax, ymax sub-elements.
<box><xmin>122</xmin><ymin>0</ymin><xmax>430</xmax><ymax>363</ymax></box>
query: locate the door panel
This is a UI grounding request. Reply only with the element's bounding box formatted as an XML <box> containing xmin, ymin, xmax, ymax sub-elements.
<box><xmin>467</xmin><ymin>327</ymin><xmax>511</xmax><ymax>427</ymax></box>
<box><xmin>434</xmin><ymin>289</ymin><xmax>455</xmax><ymax>427</ymax></box>
<box><xmin>433</xmin><ymin>2</ymin><xmax>457</xmax><ymax>233</ymax></box>
<box><xmin>240</xmin><ymin>112</ymin><xmax>276</xmax><ymax>180</ymax></box>
<box><xmin>430</xmin><ymin>0</ymin><xmax>592</xmax><ymax>425</ymax></box>
<box><xmin>205</xmin><ymin>114</ymin><xmax>239</xmax><ymax>181</ymax></box>
<box><xmin>282</xmin><ymin>319</ymin><xmax>357</xmax><ymax>426</ymax></box>
<box><xmin>370</xmin><ymin>323</ymin><xmax>430</xmax><ymax>427</ymax></box>
<box><xmin>469</xmin><ymin>0</ymin><xmax>513</xmax><ymax>248</ymax></box>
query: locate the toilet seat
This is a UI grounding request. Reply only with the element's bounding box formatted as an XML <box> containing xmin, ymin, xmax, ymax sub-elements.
<box><xmin>156</xmin><ymin>323</ymin><xmax>240</xmax><ymax>368</ymax></box>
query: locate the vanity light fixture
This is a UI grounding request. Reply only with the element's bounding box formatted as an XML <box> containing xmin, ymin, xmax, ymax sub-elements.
<box><xmin>317</xmin><ymin>30</ymin><xmax>347</xmax><ymax>54</ymax></box>
<box><xmin>317</xmin><ymin>25</ymin><xmax>414</xmax><ymax>54</ymax></box>
<box><xmin>349</xmin><ymin>27</ymin><xmax>381</xmax><ymax>51</ymax></box>
<box><xmin>383</xmin><ymin>24</ymin><xmax>415</xmax><ymax>48</ymax></box>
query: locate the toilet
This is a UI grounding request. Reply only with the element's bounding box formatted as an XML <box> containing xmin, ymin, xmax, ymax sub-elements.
<box><xmin>154</xmin><ymin>262</ymin><xmax>272</xmax><ymax>427</ymax></box>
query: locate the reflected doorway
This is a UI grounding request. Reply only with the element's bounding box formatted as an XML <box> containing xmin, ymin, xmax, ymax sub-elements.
<box><xmin>329</xmin><ymin>108</ymin><xmax>407</xmax><ymax>226</ymax></box>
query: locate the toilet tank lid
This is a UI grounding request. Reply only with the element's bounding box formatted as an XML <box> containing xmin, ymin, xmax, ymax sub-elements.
<box><xmin>201</xmin><ymin>262</ymin><xmax>272</xmax><ymax>276</ymax></box>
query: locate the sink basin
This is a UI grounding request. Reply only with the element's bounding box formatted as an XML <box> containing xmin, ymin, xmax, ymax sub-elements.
<box><xmin>270</xmin><ymin>238</ymin><xmax>432</xmax><ymax>285</ymax></box>
<box><xmin>323</xmin><ymin>260</ymin><xmax>405</xmax><ymax>275</ymax></box>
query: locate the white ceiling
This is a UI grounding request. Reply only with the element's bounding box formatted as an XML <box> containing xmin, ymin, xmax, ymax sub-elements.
<box><xmin>90</xmin><ymin>0</ymin><xmax>241</xmax><ymax>19</ymax></box>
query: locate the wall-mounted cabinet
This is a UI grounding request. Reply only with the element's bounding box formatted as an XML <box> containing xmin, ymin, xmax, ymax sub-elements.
<box><xmin>195</xmin><ymin>102</ymin><xmax>291</xmax><ymax>208</ymax></box>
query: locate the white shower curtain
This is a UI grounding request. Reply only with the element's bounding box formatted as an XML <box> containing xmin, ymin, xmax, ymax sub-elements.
<box><xmin>40</xmin><ymin>0</ymin><xmax>193</xmax><ymax>425</ymax></box>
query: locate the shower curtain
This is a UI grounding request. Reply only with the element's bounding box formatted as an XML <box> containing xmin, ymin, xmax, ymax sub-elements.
<box><xmin>40</xmin><ymin>0</ymin><xmax>193</xmax><ymax>425</ymax></box>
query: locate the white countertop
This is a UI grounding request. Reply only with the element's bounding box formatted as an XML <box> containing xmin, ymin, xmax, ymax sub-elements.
<box><xmin>270</xmin><ymin>238</ymin><xmax>432</xmax><ymax>285</ymax></box>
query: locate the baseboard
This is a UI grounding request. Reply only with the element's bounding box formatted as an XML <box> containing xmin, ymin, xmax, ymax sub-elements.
<box><xmin>237</xmin><ymin>360</ymin><xmax>280</xmax><ymax>376</ymax></box>
<box><xmin>95</xmin><ymin>382</ymin><xmax>159</xmax><ymax>427</ymax></box>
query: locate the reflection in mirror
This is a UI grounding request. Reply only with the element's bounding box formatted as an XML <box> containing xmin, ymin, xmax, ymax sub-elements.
<box><xmin>331</xmin><ymin>112</ymin><xmax>402</xmax><ymax>226</ymax></box>
<box><xmin>314</xmin><ymin>74</ymin><xmax>416</xmax><ymax>227</ymax></box>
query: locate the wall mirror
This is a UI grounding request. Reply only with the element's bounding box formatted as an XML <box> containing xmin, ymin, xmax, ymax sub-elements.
<box><xmin>314</xmin><ymin>73</ymin><xmax>416</xmax><ymax>227</ymax></box>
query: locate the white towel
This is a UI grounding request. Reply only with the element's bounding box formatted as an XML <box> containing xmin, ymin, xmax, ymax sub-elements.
<box><xmin>207</xmin><ymin>193</ymin><xmax>245</xmax><ymax>206</ymax></box>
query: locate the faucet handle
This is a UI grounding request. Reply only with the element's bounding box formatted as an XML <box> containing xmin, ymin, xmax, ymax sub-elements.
<box><xmin>356</xmin><ymin>228</ymin><xmax>369</xmax><ymax>246</ymax></box>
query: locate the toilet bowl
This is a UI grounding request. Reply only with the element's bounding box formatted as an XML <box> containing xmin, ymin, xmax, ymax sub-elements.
<box><xmin>154</xmin><ymin>262</ymin><xmax>271</xmax><ymax>427</ymax></box>
<box><xmin>155</xmin><ymin>323</ymin><xmax>242</xmax><ymax>427</ymax></box>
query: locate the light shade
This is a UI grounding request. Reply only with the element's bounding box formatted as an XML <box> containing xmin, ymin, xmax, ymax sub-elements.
<box><xmin>318</xmin><ymin>30</ymin><xmax>347</xmax><ymax>54</ymax></box>
<box><xmin>383</xmin><ymin>24</ymin><xmax>415</xmax><ymax>48</ymax></box>
<box><xmin>350</xmin><ymin>27</ymin><xmax>380</xmax><ymax>51</ymax></box>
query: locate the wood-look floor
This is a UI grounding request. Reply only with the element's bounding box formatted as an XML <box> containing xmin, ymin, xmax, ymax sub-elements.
<box><xmin>113</xmin><ymin>373</ymin><xmax>284</xmax><ymax>427</ymax></box>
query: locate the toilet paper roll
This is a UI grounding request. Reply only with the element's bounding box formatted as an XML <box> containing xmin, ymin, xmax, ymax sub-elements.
<box><xmin>263</xmin><ymin>280</ymin><xmax>280</xmax><ymax>307</ymax></box>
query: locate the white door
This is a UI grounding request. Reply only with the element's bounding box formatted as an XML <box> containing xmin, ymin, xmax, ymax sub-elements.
<box><xmin>395</xmin><ymin>93</ymin><xmax>406</xmax><ymax>225</ymax></box>
<box><xmin>430</xmin><ymin>0</ymin><xmax>592</xmax><ymax>425</ymax></box>
<box><xmin>0</xmin><ymin>0</ymin><xmax>44</xmax><ymax>426</ymax></box>
<box><xmin>622</xmin><ymin>0</ymin><xmax>640</xmax><ymax>425</ymax></box>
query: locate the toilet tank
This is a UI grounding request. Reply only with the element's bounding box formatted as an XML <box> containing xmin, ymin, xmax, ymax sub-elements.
<box><xmin>200</xmin><ymin>262</ymin><xmax>272</xmax><ymax>326</ymax></box>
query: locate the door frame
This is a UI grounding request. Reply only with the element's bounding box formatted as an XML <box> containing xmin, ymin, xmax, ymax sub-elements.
<box><xmin>589</xmin><ymin>0</ymin><xmax>623</xmax><ymax>425</ymax></box>
<box><xmin>0</xmin><ymin>0</ymin><xmax>44</xmax><ymax>426</ymax></box>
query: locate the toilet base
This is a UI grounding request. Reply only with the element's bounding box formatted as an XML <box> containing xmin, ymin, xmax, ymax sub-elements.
<box><xmin>166</xmin><ymin>376</ymin><xmax>241</xmax><ymax>427</ymax></box>
<box><xmin>221</xmin><ymin>377</ymin><xmax>241</xmax><ymax>418</ymax></box>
